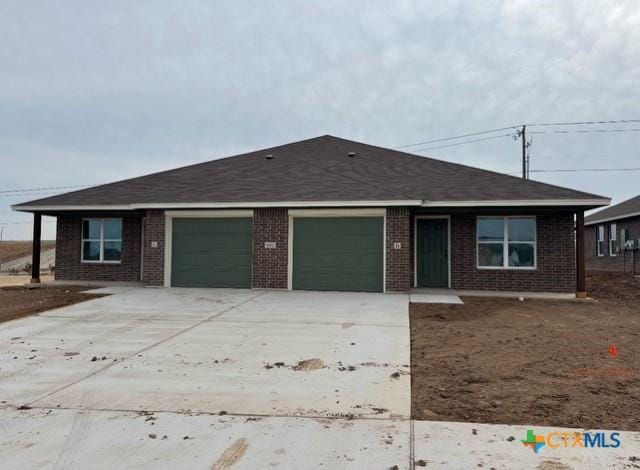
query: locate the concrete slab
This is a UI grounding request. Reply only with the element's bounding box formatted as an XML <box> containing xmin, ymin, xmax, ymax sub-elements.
<box><xmin>0</xmin><ymin>315</ymin><xmax>199</xmax><ymax>405</ymax></box>
<box><xmin>0</xmin><ymin>287</ymin><xmax>411</xmax><ymax>467</ymax></box>
<box><xmin>409</xmin><ymin>294</ymin><xmax>463</xmax><ymax>304</ymax></box>
<box><xmin>35</xmin><ymin>318</ymin><xmax>410</xmax><ymax>419</ymax></box>
<box><xmin>411</xmin><ymin>288</ymin><xmax>575</xmax><ymax>300</ymax></box>
<box><xmin>413</xmin><ymin>420</ymin><xmax>640</xmax><ymax>469</ymax></box>
<box><xmin>0</xmin><ymin>408</ymin><xmax>410</xmax><ymax>469</ymax></box>
<box><xmin>40</xmin><ymin>287</ymin><xmax>262</xmax><ymax>321</ymax></box>
<box><xmin>225</xmin><ymin>290</ymin><xmax>409</xmax><ymax>327</ymax></box>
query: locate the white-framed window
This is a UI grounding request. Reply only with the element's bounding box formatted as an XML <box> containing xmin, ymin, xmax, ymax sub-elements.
<box><xmin>597</xmin><ymin>225</ymin><xmax>604</xmax><ymax>257</ymax></box>
<box><xmin>477</xmin><ymin>216</ymin><xmax>536</xmax><ymax>269</ymax></box>
<box><xmin>81</xmin><ymin>219</ymin><xmax>123</xmax><ymax>263</ymax></box>
<box><xmin>609</xmin><ymin>223</ymin><xmax>617</xmax><ymax>257</ymax></box>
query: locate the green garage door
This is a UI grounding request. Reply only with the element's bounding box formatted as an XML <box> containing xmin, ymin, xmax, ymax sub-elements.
<box><xmin>171</xmin><ymin>218</ymin><xmax>252</xmax><ymax>288</ymax></box>
<box><xmin>293</xmin><ymin>217</ymin><xmax>383</xmax><ymax>292</ymax></box>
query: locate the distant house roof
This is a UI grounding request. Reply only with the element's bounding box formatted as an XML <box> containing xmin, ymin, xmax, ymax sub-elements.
<box><xmin>13</xmin><ymin>135</ymin><xmax>609</xmax><ymax>212</ymax></box>
<box><xmin>585</xmin><ymin>194</ymin><xmax>640</xmax><ymax>225</ymax></box>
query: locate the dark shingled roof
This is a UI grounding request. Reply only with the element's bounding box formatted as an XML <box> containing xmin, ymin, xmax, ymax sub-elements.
<box><xmin>585</xmin><ymin>194</ymin><xmax>640</xmax><ymax>225</ymax></box>
<box><xmin>14</xmin><ymin>135</ymin><xmax>607</xmax><ymax>210</ymax></box>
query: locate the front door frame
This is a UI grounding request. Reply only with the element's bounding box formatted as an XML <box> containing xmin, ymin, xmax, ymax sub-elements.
<box><xmin>414</xmin><ymin>215</ymin><xmax>451</xmax><ymax>288</ymax></box>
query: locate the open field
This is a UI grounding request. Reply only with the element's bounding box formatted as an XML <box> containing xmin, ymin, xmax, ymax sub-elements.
<box><xmin>411</xmin><ymin>271</ymin><xmax>640</xmax><ymax>431</ymax></box>
<box><xmin>0</xmin><ymin>240</ymin><xmax>55</xmax><ymax>264</ymax></box>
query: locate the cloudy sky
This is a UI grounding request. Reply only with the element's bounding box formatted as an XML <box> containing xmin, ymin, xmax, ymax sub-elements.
<box><xmin>1</xmin><ymin>1</ymin><xmax>639</xmax><ymax>239</ymax></box>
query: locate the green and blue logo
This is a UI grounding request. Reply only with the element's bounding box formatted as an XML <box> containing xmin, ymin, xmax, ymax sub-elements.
<box><xmin>522</xmin><ymin>429</ymin><xmax>621</xmax><ymax>453</ymax></box>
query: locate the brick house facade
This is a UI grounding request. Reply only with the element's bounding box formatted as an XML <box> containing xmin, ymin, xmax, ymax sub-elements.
<box><xmin>55</xmin><ymin>213</ymin><xmax>143</xmax><ymax>282</ymax></box>
<box><xmin>585</xmin><ymin>215</ymin><xmax>640</xmax><ymax>272</ymax></box>
<box><xmin>19</xmin><ymin>136</ymin><xmax>605</xmax><ymax>295</ymax></box>
<box><xmin>53</xmin><ymin>207</ymin><xmax>579</xmax><ymax>293</ymax></box>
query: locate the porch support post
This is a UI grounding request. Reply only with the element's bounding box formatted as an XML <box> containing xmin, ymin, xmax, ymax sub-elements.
<box><xmin>30</xmin><ymin>212</ymin><xmax>42</xmax><ymax>284</ymax></box>
<box><xmin>575</xmin><ymin>210</ymin><xmax>586</xmax><ymax>298</ymax></box>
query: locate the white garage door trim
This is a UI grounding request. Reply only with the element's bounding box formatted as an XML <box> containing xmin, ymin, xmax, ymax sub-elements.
<box><xmin>163</xmin><ymin>210</ymin><xmax>254</xmax><ymax>287</ymax></box>
<box><xmin>287</xmin><ymin>208</ymin><xmax>387</xmax><ymax>292</ymax></box>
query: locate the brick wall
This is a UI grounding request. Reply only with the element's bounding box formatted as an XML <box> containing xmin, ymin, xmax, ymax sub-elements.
<box><xmin>252</xmin><ymin>208</ymin><xmax>288</xmax><ymax>289</ymax></box>
<box><xmin>55</xmin><ymin>214</ymin><xmax>142</xmax><ymax>282</ymax></box>
<box><xmin>585</xmin><ymin>215</ymin><xmax>640</xmax><ymax>272</ymax></box>
<box><xmin>142</xmin><ymin>210</ymin><xmax>165</xmax><ymax>286</ymax></box>
<box><xmin>386</xmin><ymin>207</ymin><xmax>411</xmax><ymax>292</ymax></box>
<box><xmin>54</xmin><ymin>208</ymin><xmax>580</xmax><ymax>293</ymax></box>
<box><xmin>450</xmin><ymin>212</ymin><xmax>576</xmax><ymax>293</ymax></box>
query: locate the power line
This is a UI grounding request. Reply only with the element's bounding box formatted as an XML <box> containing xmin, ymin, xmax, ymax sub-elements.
<box><xmin>396</xmin><ymin>119</ymin><xmax>640</xmax><ymax>151</ymax></box>
<box><xmin>394</xmin><ymin>126</ymin><xmax>519</xmax><ymax>149</ymax></box>
<box><xmin>506</xmin><ymin>167</ymin><xmax>640</xmax><ymax>175</ymax></box>
<box><xmin>529</xmin><ymin>128</ymin><xmax>640</xmax><ymax>135</ymax></box>
<box><xmin>0</xmin><ymin>184</ymin><xmax>92</xmax><ymax>195</ymax></box>
<box><xmin>0</xmin><ymin>190</ymin><xmax>76</xmax><ymax>199</ymax></box>
<box><xmin>411</xmin><ymin>133</ymin><xmax>514</xmax><ymax>152</ymax></box>
<box><xmin>0</xmin><ymin>220</ymin><xmax>56</xmax><ymax>225</ymax></box>
<box><xmin>527</xmin><ymin>119</ymin><xmax>640</xmax><ymax>127</ymax></box>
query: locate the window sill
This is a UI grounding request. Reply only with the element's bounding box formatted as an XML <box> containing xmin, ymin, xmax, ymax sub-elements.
<box><xmin>477</xmin><ymin>266</ymin><xmax>537</xmax><ymax>271</ymax></box>
<box><xmin>81</xmin><ymin>261</ymin><xmax>122</xmax><ymax>265</ymax></box>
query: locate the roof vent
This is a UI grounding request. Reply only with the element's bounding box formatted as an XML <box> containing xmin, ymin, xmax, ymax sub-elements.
<box><xmin>348</xmin><ymin>152</ymin><xmax>356</xmax><ymax>158</ymax></box>
<box><xmin>265</xmin><ymin>154</ymin><xmax>274</xmax><ymax>160</ymax></box>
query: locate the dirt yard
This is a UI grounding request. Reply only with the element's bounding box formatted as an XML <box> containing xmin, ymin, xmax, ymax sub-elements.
<box><xmin>0</xmin><ymin>240</ymin><xmax>55</xmax><ymax>264</ymax></box>
<box><xmin>0</xmin><ymin>286</ymin><xmax>105</xmax><ymax>323</ymax></box>
<box><xmin>411</xmin><ymin>271</ymin><xmax>640</xmax><ymax>431</ymax></box>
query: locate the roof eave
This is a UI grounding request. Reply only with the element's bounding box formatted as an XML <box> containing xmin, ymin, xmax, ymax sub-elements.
<box><xmin>11</xmin><ymin>200</ymin><xmax>424</xmax><ymax>212</ymax></box>
<box><xmin>585</xmin><ymin>210</ymin><xmax>640</xmax><ymax>226</ymax></box>
<box><xmin>421</xmin><ymin>198</ymin><xmax>611</xmax><ymax>208</ymax></box>
<box><xmin>12</xmin><ymin>197</ymin><xmax>611</xmax><ymax>213</ymax></box>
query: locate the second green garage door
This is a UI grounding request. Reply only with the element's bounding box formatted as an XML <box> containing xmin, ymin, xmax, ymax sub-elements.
<box><xmin>292</xmin><ymin>217</ymin><xmax>384</xmax><ymax>292</ymax></box>
<box><xmin>171</xmin><ymin>218</ymin><xmax>252</xmax><ymax>288</ymax></box>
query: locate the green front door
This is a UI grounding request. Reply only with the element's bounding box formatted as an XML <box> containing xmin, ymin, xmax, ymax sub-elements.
<box><xmin>171</xmin><ymin>218</ymin><xmax>252</xmax><ymax>288</ymax></box>
<box><xmin>293</xmin><ymin>217</ymin><xmax>383</xmax><ymax>292</ymax></box>
<box><xmin>416</xmin><ymin>218</ymin><xmax>449</xmax><ymax>288</ymax></box>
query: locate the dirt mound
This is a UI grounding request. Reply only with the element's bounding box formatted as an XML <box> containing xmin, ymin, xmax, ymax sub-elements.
<box><xmin>292</xmin><ymin>358</ymin><xmax>325</xmax><ymax>371</ymax></box>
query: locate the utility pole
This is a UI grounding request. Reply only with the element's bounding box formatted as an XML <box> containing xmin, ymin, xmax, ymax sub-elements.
<box><xmin>521</xmin><ymin>125</ymin><xmax>526</xmax><ymax>179</ymax></box>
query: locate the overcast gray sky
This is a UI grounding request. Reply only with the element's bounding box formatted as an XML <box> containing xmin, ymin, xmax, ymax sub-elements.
<box><xmin>1</xmin><ymin>1</ymin><xmax>639</xmax><ymax>239</ymax></box>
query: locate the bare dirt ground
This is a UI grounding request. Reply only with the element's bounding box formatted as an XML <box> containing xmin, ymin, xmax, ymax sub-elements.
<box><xmin>411</xmin><ymin>271</ymin><xmax>640</xmax><ymax>431</ymax></box>
<box><xmin>0</xmin><ymin>286</ymin><xmax>105</xmax><ymax>323</ymax></box>
<box><xmin>0</xmin><ymin>240</ymin><xmax>55</xmax><ymax>264</ymax></box>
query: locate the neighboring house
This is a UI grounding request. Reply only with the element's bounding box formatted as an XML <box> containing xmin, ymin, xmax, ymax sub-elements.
<box><xmin>13</xmin><ymin>135</ymin><xmax>609</xmax><ymax>295</ymax></box>
<box><xmin>585</xmin><ymin>194</ymin><xmax>640</xmax><ymax>272</ymax></box>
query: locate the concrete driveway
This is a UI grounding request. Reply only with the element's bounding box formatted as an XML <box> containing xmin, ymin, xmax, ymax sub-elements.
<box><xmin>0</xmin><ymin>287</ymin><xmax>411</xmax><ymax>469</ymax></box>
<box><xmin>2</xmin><ymin>287</ymin><xmax>638</xmax><ymax>469</ymax></box>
